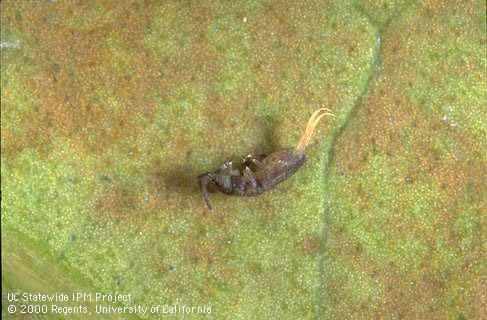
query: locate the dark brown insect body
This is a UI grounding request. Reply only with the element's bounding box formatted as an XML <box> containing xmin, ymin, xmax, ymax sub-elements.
<box><xmin>198</xmin><ymin>108</ymin><xmax>334</xmax><ymax>210</ymax></box>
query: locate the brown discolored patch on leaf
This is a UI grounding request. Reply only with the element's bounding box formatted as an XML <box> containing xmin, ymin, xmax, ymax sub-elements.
<box><xmin>2</xmin><ymin>2</ymin><xmax>161</xmax><ymax>158</ymax></box>
<box><xmin>214</xmin><ymin>264</ymin><xmax>242</xmax><ymax>291</ymax></box>
<box><xmin>94</xmin><ymin>185</ymin><xmax>138</xmax><ymax>220</ymax></box>
<box><xmin>378</xmin><ymin>267</ymin><xmax>424</xmax><ymax>319</ymax></box>
<box><xmin>301</xmin><ymin>234</ymin><xmax>321</xmax><ymax>255</ymax></box>
<box><xmin>333</xmin><ymin>0</ymin><xmax>482</xmax><ymax>181</ymax></box>
<box><xmin>184</xmin><ymin>238</ymin><xmax>220</xmax><ymax>268</ymax></box>
<box><xmin>473</xmin><ymin>278</ymin><xmax>487</xmax><ymax>320</ymax></box>
<box><xmin>375</xmin><ymin>258</ymin><xmax>475</xmax><ymax>320</ymax></box>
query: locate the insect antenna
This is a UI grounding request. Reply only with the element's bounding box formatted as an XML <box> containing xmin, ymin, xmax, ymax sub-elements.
<box><xmin>295</xmin><ymin>108</ymin><xmax>335</xmax><ymax>154</ymax></box>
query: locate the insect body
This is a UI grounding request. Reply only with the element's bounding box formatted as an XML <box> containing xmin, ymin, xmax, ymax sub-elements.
<box><xmin>198</xmin><ymin>108</ymin><xmax>334</xmax><ymax>210</ymax></box>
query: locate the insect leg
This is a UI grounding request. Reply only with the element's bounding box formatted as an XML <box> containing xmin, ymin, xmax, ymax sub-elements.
<box><xmin>243</xmin><ymin>167</ymin><xmax>258</xmax><ymax>189</ymax></box>
<box><xmin>198</xmin><ymin>173</ymin><xmax>214</xmax><ymax>210</ymax></box>
<box><xmin>220</xmin><ymin>161</ymin><xmax>240</xmax><ymax>176</ymax></box>
<box><xmin>244</xmin><ymin>154</ymin><xmax>266</xmax><ymax>170</ymax></box>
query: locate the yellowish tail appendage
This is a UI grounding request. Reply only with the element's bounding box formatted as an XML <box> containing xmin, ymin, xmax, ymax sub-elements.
<box><xmin>295</xmin><ymin>108</ymin><xmax>335</xmax><ymax>154</ymax></box>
